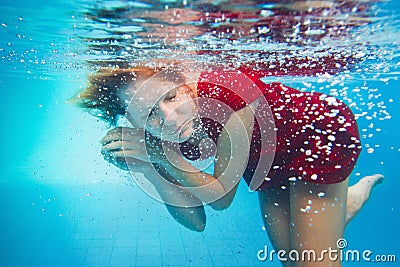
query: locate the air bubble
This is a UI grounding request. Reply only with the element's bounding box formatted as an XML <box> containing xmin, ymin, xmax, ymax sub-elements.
<box><xmin>327</xmin><ymin>135</ymin><xmax>336</xmax><ymax>141</ymax></box>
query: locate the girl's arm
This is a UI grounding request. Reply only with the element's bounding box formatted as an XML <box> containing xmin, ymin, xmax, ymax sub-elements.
<box><xmin>134</xmin><ymin>160</ymin><xmax>207</xmax><ymax>232</ymax></box>
<box><xmin>103</xmin><ymin>154</ymin><xmax>207</xmax><ymax>232</ymax></box>
<box><xmin>101</xmin><ymin>101</ymin><xmax>257</xmax><ymax>210</ymax></box>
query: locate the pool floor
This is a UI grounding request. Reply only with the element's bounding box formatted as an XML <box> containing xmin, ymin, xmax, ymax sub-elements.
<box><xmin>0</xmin><ymin>177</ymin><xmax>277</xmax><ymax>267</ymax></box>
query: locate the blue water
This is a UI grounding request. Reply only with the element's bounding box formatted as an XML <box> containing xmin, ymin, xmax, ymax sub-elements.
<box><xmin>1</xmin><ymin>0</ymin><xmax>399</xmax><ymax>266</ymax></box>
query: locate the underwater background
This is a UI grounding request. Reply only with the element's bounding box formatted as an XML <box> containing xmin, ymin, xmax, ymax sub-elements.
<box><xmin>0</xmin><ymin>0</ymin><xmax>399</xmax><ymax>266</ymax></box>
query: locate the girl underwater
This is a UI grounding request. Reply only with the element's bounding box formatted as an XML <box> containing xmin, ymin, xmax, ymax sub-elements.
<box><xmin>73</xmin><ymin>61</ymin><xmax>383</xmax><ymax>267</ymax></box>
<box><xmin>75</xmin><ymin>1</ymin><xmax>384</xmax><ymax>266</ymax></box>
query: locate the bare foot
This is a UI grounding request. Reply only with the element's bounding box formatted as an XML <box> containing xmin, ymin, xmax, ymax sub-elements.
<box><xmin>346</xmin><ymin>174</ymin><xmax>384</xmax><ymax>225</ymax></box>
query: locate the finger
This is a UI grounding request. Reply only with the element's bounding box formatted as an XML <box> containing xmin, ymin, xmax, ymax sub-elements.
<box><xmin>124</xmin><ymin>157</ymin><xmax>148</xmax><ymax>166</ymax></box>
<box><xmin>101</xmin><ymin>140</ymin><xmax>136</xmax><ymax>152</ymax></box>
<box><xmin>106</xmin><ymin>127</ymin><xmax>123</xmax><ymax>135</ymax></box>
<box><xmin>101</xmin><ymin>128</ymin><xmax>141</xmax><ymax>144</ymax></box>
<box><xmin>121</xmin><ymin>127</ymin><xmax>142</xmax><ymax>138</ymax></box>
<box><xmin>110</xmin><ymin>149</ymin><xmax>147</xmax><ymax>160</ymax></box>
<box><xmin>109</xmin><ymin>150</ymin><xmax>127</xmax><ymax>158</ymax></box>
<box><xmin>100</xmin><ymin>132</ymin><xmax>122</xmax><ymax>145</ymax></box>
<box><xmin>107</xmin><ymin>126</ymin><xmax>138</xmax><ymax>135</ymax></box>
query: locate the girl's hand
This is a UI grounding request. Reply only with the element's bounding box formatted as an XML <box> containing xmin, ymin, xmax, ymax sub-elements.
<box><xmin>100</xmin><ymin>127</ymin><xmax>166</xmax><ymax>164</ymax></box>
<box><xmin>103</xmin><ymin>153</ymin><xmax>151</xmax><ymax>174</ymax></box>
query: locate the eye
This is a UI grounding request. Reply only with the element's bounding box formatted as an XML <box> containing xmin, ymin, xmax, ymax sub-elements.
<box><xmin>164</xmin><ymin>89</ymin><xmax>177</xmax><ymax>101</ymax></box>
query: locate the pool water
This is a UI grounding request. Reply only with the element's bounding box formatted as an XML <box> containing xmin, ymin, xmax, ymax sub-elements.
<box><xmin>1</xmin><ymin>0</ymin><xmax>399</xmax><ymax>266</ymax></box>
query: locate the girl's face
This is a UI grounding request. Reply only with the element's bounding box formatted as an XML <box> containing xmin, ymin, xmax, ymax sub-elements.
<box><xmin>124</xmin><ymin>74</ymin><xmax>199</xmax><ymax>143</ymax></box>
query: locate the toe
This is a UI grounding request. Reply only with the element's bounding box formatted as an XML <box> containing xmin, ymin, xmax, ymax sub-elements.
<box><xmin>372</xmin><ymin>174</ymin><xmax>384</xmax><ymax>184</ymax></box>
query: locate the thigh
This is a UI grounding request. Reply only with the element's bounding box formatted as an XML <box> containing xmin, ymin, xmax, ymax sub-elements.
<box><xmin>258</xmin><ymin>184</ymin><xmax>292</xmax><ymax>253</ymax></box>
<box><xmin>290</xmin><ymin>179</ymin><xmax>348</xmax><ymax>267</ymax></box>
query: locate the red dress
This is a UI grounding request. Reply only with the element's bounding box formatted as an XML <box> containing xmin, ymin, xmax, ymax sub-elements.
<box><xmin>179</xmin><ymin>67</ymin><xmax>362</xmax><ymax>191</ymax></box>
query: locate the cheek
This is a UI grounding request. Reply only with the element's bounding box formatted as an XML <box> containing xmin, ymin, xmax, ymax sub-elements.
<box><xmin>181</xmin><ymin>100</ymin><xmax>198</xmax><ymax>116</ymax></box>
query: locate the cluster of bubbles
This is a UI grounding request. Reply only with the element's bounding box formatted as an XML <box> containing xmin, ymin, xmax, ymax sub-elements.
<box><xmin>2</xmin><ymin>1</ymin><xmax>399</xmax><ymax>83</ymax></box>
<box><xmin>75</xmin><ymin>0</ymin><xmax>398</xmax><ymax>69</ymax></box>
<box><xmin>0</xmin><ymin>9</ymin><xmax>84</xmax><ymax>80</ymax></box>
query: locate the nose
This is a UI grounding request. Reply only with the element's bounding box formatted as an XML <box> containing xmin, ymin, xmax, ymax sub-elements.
<box><xmin>159</xmin><ymin>102</ymin><xmax>178</xmax><ymax>126</ymax></box>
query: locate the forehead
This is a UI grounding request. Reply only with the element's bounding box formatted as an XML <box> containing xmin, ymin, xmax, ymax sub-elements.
<box><xmin>129</xmin><ymin>69</ymin><xmax>184</xmax><ymax>100</ymax></box>
<box><xmin>125</xmin><ymin>71</ymin><xmax>184</xmax><ymax>123</ymax></box>
<box><xmin>128</xmin><ymin>77</ymin><xmax>177</xmax><ymax>106</ymax></box>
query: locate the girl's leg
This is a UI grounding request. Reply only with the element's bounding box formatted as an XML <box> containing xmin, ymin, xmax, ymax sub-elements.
<box><xmin>258</xmin><ymin>184</ymin><xmax>294</xmax><ymax>267</ymax></box>
<box><xmin>290</xmin><ymin>179</ymin><xmax>348</xmax><ymax>267</ymax></box>
<box><xmin>258</xmin><ymin>174</ymin><xmax>383</xmax><ymax>266</ymax></box>
<box><xmin>346</xmin><ymin>174</ymin><xmax>384</xmax><ymax>225</ymax></box>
